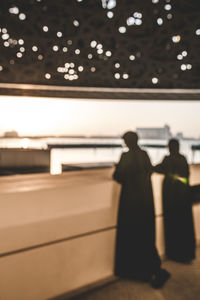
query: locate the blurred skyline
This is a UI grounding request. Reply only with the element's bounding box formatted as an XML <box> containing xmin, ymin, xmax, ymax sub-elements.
<box><xmin>0</xmin><ymin>96</ymin><xmax>200</xmax><ymax>139</ymax></box>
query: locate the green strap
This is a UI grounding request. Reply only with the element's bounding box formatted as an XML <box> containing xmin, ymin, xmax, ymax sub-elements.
<box><xmin>168</xmin><ymin>173</ymin><xmax>188</xmax><ymax>185</ymax></box>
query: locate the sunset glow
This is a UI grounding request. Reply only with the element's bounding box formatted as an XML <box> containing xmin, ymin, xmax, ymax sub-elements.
<box><xmin>0</xmin><ymin>95</ymin><xmax>200</xmax><ymax>138</ymax></box>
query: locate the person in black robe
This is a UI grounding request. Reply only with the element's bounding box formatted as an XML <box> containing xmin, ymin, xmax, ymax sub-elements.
<box><xmin>154</xmin><ymin>139</ymin><xmax>196</xmax><ymax>262</ymax></box>
<box><xmin>113</xmin><ymin>131</ymin><xmax>170</xmax><ymax>288</ymax></box>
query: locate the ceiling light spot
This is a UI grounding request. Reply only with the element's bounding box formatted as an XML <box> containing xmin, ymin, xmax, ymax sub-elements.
<box><xmin>129</xmin><ymin>55</ymin><xmax>135</xmax><ymax>60</ymax></box>
<box><xmin>119</xmin><ymin>26</ymin><xmax>126</xmax><ymax>33</ymax></box>
<box><xmin>53</xmin><ymin>45</ymin><xmax>59</xmax><ymax>51</ymax></box>
<box><xmin>127</xmin><ymin>17</ymin><xmax>135</xmax><ymax>26</ymax></box>
<box><xmin>73</xmin><ymin>20</ymin><xmax>79</xmax><ymax>27</ymax></box>
<box><xmin>32</xmin><ymin>45</ymin><xmax>38</xmax><ymax>52</ymax></box>
<box><xmin>195</xmin><ymin>29</ymin><xmax>200</xmax><ymax>36</ymax></box>
<box><xmin>177</xmin><ymin>54</ymin><xmax>183</xmax><ymax>60</ymax></box>
<box><xmin>2</xmin><ymin>33</ymin><xmax>9</xmax><ymax>40</ymax></box>
<box><xmin>75</xmin><ymin>49</ymin><xmax>80</xmax><ymax>55</ymax></box>
<box><xmin>45</xmin><ymin>73</ymin><xmax>51</xmax><ymax>79</ymax></box>
<box><xmin>123</xmin><ymin>73</ymin><xmax>129</xmax><ymax>79</ymax></box>
<box><xmin>69</xmin><ymin>69</ymin><xmax>75</xmax><ymax>75</ymax></box>
<box><xmin>78</xmin><ymin>66</ymin><xmax>84</xmax><ymax>72</ymax></box>
<box><xmin>97</xmin><ymin>49</ymin><xmax>103</xmax><ymax>54</ymax></box>
<box><xmin>43</xmin><ymin>26</ymin><xmax>48</xmax><ymax>32</ymax></box>
<box><xmin>17</xmin><ymin>52</ymin><xmax>23</xmax><ymax>58</ymax></box>
<box><xmin>4</xmin><ymin>41</ymin><xmax>9</xmax><ymax>47</ymax></box>
<box><xmin>18</xmin><ymin>39</ymin><xmax>24</xmax><ymax>45</ymax></box>
<box><xmin>105</xmin><ymin>50</ymin><xmax>112</xmax><ymax>57</ymax></box>
<box><xmin>107</xmin><ymin>11</ymin><xmax>114</xmax><ymax>19</ymax></box>
<box><xmin>167</xmin><ymin>13</ymin><xmax>173</xmax><ymax>20</ymax></box>
<box><xmin>133</xmin><ymin>12</ymin><xmax>141</xmax><ymax>18</ymax></box>
<box><xmin>97</xmin><ymin>44</ymin><xmax>103</xmax><ymax>49</ymax></box>
<box><xmin>8</xmin><ymin>38</ymin><xmax>17</xmax><ymax>46</ymax></box>
<box><xmin>135</xmin><ymin>19</ymin><xmax>142</xmax><ymax>26</ymax></box>
<box><xmin>90</xmin><ymin>40</ymin><xmax>97</xmax><ymax>48</ymax></box>
<box><xmin>57</xmin><ymin>31</ymin><xmax>62</xmax><ymax>37</ymax></box>
<box><xmin>19</xmin><ymin>13</ymin><xmax>26</xmax><ymax>20</ymax></box>
<box><xmin>157</xmin><ymin>18</ymin><xmax>163</xmax><ymax>25</ymax></box>
<box><xmin>107</xmin><ymin>0</ymin><xmax>116</xmax><ymax>9</ymax></box>
<box><xmin>9</xmin><ymin>7</ymin><xmax>19</xmax><ymax>14</ymax></box>
<box><xmin>181</xmin><ymin>64</ymin><xmax>187</xmax><ymax>71</ymax></box>
<box><xmin>172</xmin><ymin>35</ymin><xmax>181</xmax><ymax>43</ymax></box>
<box><xmin>152</xmin><ymin>77</ymin><xmax>158</xmax><ymax>84</ymax></box>
<box><xmin>164</xmin><ymin>4</ymin><xmax>172</xmax><ymax>10</ymax></box>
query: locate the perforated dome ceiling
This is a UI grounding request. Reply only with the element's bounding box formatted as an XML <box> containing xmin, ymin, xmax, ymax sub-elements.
<box><xmin>0</xmin><ymin>0</ymin><xmax>200</xmax><ymax>90</ymax></box>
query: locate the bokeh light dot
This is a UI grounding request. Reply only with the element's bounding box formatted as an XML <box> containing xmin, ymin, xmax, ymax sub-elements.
<box><xmin>45</xmin><ymin>73</ymin><xmax>51</xmax><ymax>79</ymax></box>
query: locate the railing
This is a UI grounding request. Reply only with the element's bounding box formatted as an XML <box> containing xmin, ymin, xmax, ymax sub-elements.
<box><xmin>48</xmin><ymin>143</ymin><xmax>122</xmax><ymax>149</ymax></box>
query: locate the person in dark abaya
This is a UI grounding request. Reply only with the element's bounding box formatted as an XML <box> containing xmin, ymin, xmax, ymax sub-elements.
<box><xmin>113</xmin><ymin>131</ymin><xmax>170</xmax><ymax>288</ymax></box>
<box><xmin>154</xmin><ymin>139</ymin><xmax>196</xmax><ymax>262</ymax></box>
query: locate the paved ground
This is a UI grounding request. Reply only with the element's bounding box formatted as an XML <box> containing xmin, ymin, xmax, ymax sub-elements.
<box><xmin>71</xmin><ymin>247</ymin><xmax>200</xmax><ymax>300</ymax></box>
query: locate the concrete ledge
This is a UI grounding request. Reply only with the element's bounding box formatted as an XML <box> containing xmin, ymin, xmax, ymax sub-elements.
<box><xmin>49</xmin><ymin>276</ymin><xmax>117</xmax><ymax>300</ymax></box>
<box><xmin>0</xmin><ymin>166</ymin><xmax>199</xmax><ymax>299</ymax></box>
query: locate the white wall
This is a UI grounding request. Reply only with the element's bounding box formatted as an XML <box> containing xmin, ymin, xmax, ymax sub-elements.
<box><xmin>0</xmin><ymin>166</ymin><xmax>199</xmax><ymax>300</ymax></box>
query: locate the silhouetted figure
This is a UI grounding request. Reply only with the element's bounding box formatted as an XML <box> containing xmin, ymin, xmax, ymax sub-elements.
<box><xmin>154</xmin><ymin>139</ymin><xmax>196</xmax><ymax>262</ymax></box>
<box><xmin>113</xmin><ymin>131</ymin><xmax>170</xmax><ymax>288</ymax></box>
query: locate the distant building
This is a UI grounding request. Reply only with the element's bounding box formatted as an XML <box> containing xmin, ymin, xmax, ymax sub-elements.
<box><xmin>4</xmin><ymin>130</ymin><xmax>19</xmax><ymax>138</ymax></box>
<box><xmin>136</xmin><ymin>125</ymin><xmax>172</xmax><ymax>140</ymax></box>
<box><xmin>175</xmin><ymin>132</ymin><xmax>184</xmax><ymax>140</ymax></box>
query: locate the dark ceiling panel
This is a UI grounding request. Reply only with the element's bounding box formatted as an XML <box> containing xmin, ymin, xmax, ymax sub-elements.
<box><xmin>0</xmin><ymin>0</ymin><xmax>200</xmax><ymax>93</ymax></box>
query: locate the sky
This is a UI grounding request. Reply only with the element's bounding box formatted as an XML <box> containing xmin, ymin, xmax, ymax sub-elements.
<box><xmin>0</xmin><ymin>95</ymin><xmax>200</xmax><ymax>138</ymax></box>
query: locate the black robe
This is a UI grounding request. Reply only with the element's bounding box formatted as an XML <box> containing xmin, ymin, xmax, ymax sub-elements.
<box><xmin>113</xmin><ymin>147</ymin><xmax>161</xmax><ymax>280</ymax></box>
<box><xmin>154</xmin><ymin>153</ymin><xmax>196</xmax><ymax>262</ymax></box>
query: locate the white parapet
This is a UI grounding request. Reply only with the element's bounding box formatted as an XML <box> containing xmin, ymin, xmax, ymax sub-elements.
<box><xmin>0</xmin><ymin>166</ymin><xmax>199</xmax><ymax>300</ymax></box>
